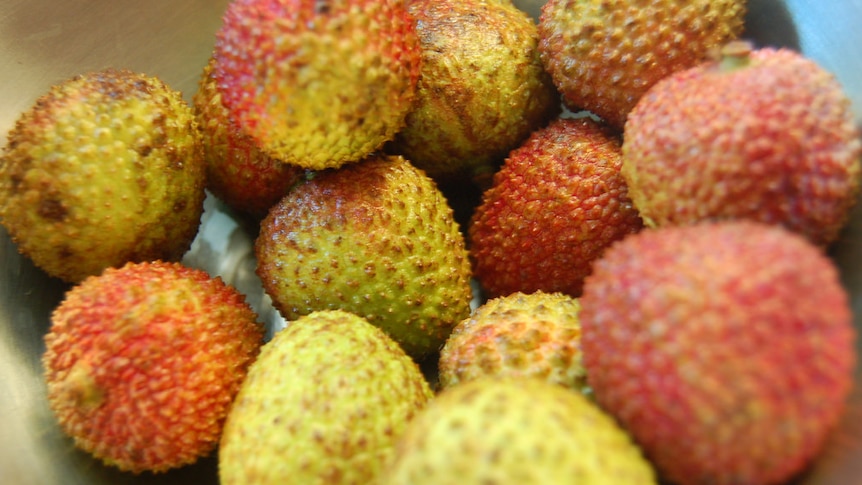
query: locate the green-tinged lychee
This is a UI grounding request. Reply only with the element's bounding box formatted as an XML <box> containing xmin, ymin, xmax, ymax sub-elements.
<box><xmin>469</xmin><ymin>116</ymin><xmax>643</xmax><ymax>299</ymax></box>
<box><xmin>218</xmin><ymin>309</ymin><xmax>434</xmax><ymax>485</ymax></box>
<box><xmin>579</xmin><ymin>220</ymin><xmax>856</xmax><ymax>485</ymax></box>
<box><xmin>192</xmin><ymin>56</ymin><xmax>305</xmax><ymax>220</ymax></box>
<box><xmin>0</xmin><ymin>68</ymin><xmax>206</xmax><ymax>283</ymax></box>
<box><xmin>42</xmin><ymin>261</ymin><xmax>264</xmax><ymax>473</ymax></box>
<box><xmin>538</xmin><ymin>0</ymin><xmax>746</xmax><ymax>128</ymax></box>
<box><xmin>213</xmin><ymin>0</ymin><xmax>421</xmax><ymax>170</ymax></box>
<box><xmin>621</xmin><ymin>42</ymin><xmax>862</xmax><ymax>246</ymax></box>
<box><xmin>379</xmin><ymin>377</ymin><xmax>658</xmax><ymax>484</ymax></box>
<box><xmin>386</xmin><ymin>0</ymin><xmax>560</xmax><ymax>182</ymax></box>
<box><xmin>438</xmin><ymin>291</ymin><xmax>587</xmax><ymax>393</ymax></box>
<box><xmin>255</xmin><ymin>154</ymin><xmax>473</xmax><ymax>358</ymax></box>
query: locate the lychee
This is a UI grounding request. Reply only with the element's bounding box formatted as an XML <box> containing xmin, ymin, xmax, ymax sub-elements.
<box><xmin>438</xmin><ymin>291</ymin><xmax>587</xmax><ymax>393</ymax></box>
<box><xmin>538</xmin><ymin>0</ymin><xmax>746</xmax><ymax>128</ymax></box>
<box><xmin>192</xmin><ymin>56</ymin><xmax>305</xmax><ymax>220</ymax></box>
<box><xmin>379</xmin><ymin>377</ymin><xmax>658</xmax><ymax>484</ymax></box>
<box><xmin>0</xmin><ymin>68</ymin><xmax>206</xmax><ymax>283</ymax></box>
<box><xmin>621</xmin><ymin>42</ymin><xmax>862</xmax><ymax>246</ymax></box>
<box><xmin>469</xmin><ymin>116</ymin><xmax>643</xmax><ymax>299</ymax></box>
<box><xmin>219</xmin><ymin>309</ymin><xmax>434</xmax><ymax>485</ymax></box>
<box><xmin>579</xmin><ymin>220</ymin><xmax>856</xmax><ymax>485</ymax></box>
<box><xmin>386</xmin><ymin>0</ymin><xmax>560</xmax><ymax>182</ymax></box>
<box><xmin>212</xmin><ymin>0</ymin><xmax>421</xmax><ymax>170</ymax></box>
<box><xmin>255</xmin><ymin>153</ymin><xmax>473</xmax><ymax>358</ymax></box>
<box><xmin>42</xmin><ymin>261</ymin><xmax>264</xmax><ymax>473</ymax></box>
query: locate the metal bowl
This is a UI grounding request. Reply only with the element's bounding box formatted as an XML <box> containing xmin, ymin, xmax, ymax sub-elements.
<box><xmin>2</xmin><ymin>1</ymin><xmax>862</xmax><ymax>483</ymax></box>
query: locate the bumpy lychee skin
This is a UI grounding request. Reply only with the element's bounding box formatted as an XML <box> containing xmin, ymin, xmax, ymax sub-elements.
<box><xmin>386</xmin><ymin>0</ymin><xmax>561</xmax><ymax>182</ymax></box>
<box><xmin>255</xmin><ymin>154</ymin><xmax>473</xmax><ymax>358</ymax></box>
<box><xmin>42</xmin><ymin>261</ymin><xmax>264</xmax><ymax>474</ymax></box>
<box><xmin>538</xmin><ymin>0</ymin><xmax>746</xmax><ymax>128</ymax></box>
<box><xmin>438</xmin><ymin>291</ymin><xmax>587</xmax><ymax>393</ymax></box>
<box><xmin>379</xmin><ymin>377</ymin><xmax>658</xmax><ymax>485</ymax></box>
<box><xmin>579</xmin><ymin>221</ymin><xmax>856</xmax><ymax>485</ymax></box>
<box><xmin>469</xmin><ymin>117</ymin><xmax>643</xmax><ymax>299</ymax></box>
<box><xmin>0</xmin><ymin>68</ymin><xmax>206</xmax><ymax>283</ymax></box>
<box><xmin>192</xmin><ymin>57</ymin><xmax>305</xmax><ymax>220</ymax></box>
<box><xmin>622</xmin><ymin>44</ymin><xmax>862</xmax><ymax>246</ymax></box>
<box><xmin>213</xmin><ymin>0</ymin><xmax>421</xmax><ymax>170</ymax></box>
<box><xmin>219</xmin><ymin>310</ymin><xmax>434</xmax><ymax>485</ymax></box>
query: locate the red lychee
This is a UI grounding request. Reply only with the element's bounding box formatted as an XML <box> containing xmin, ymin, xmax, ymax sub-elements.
<box><xmin>622</xmin><ymin>42</ymin><xmax>862</xmax><ymax>246</ymax></box>
<box><xmin>192</xmin><ymin>56</ymin><xmax>305</xmax><ymax>220</ymax></box>
<box><xmin>42</xmin><ymin>261</ymin><xmax>264</xmax><ymax>473</ymax></box>
<box><xmin>469</xmin><ymin>116</ymin><xmax>643</xmax><ymax>299</ymax></box>
<box><xmin>579</xmin><ymin>220</ymin><xmax>856</xmax><ymax>485</ymax></box>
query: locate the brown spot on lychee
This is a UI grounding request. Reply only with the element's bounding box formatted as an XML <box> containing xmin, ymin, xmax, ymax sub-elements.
<box><xmin>59</xmin><ymin>363</ymin><xmax>105</xmax><ymax>412</ymax></box>
<box><xmin>38</xmin><ymin>196</ymin><xmax>68</xmax><ymax>221</ymax></box>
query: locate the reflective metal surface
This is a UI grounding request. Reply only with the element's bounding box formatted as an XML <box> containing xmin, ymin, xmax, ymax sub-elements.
<box><xmin>2</xmin><ymin>1</ymin><xmax>862</xmax><ymax>483</ymax></box>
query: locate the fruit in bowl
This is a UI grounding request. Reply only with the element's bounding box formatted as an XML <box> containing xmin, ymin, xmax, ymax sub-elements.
<box><xmin>2</xmin><ymin>1</ymin><xmax>862</xmax><ymax>484</ymax></box>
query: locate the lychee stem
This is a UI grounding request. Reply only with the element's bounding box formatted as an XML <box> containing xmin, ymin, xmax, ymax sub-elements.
<box><xmin>718</xmin><ymin>40</ymin><xmax>754</xmax><ymax>72</ymax></box>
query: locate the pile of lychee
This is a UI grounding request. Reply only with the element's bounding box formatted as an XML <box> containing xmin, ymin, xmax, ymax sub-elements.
<box><xmin>1</xmin><ymin>0</ymin><xmax>859</xmax><ymax>484</ymax></box>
